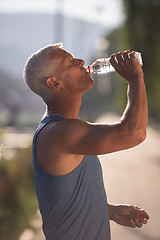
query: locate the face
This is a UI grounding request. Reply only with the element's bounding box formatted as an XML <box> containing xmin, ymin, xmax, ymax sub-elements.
<box><xmin>53</xmin><ymin>48</ymin><xmax>95</xmax><ymax>94</ymax></box>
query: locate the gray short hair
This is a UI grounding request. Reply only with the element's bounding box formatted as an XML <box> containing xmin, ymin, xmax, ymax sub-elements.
<box><xmin>23</xmin><ymin>43</ymin><xmax>63</xmax><ymax>102</ymax></box>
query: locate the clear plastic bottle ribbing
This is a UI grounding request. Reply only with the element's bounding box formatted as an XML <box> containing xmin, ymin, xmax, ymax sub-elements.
<box><xmin>87</xmin><ymin>52</ymin><xmax>143</xmax><ymax>74</ymax></box>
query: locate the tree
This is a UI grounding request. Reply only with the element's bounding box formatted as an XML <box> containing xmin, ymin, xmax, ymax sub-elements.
<box><xmin>107</xmin><ymin>0</ymin><xmax>160</xmax><ymax>122</ymax></box>
<box><xmin>0</xmin><ymin>146</ymin><xmax>38</xmax><ymax>240</ymax></box>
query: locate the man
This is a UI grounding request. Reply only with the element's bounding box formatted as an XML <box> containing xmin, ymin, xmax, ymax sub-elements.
<box><xmin>23</xmin><ymin>43</ymin><xmax>149</xmax><ymax>240</ymax></box>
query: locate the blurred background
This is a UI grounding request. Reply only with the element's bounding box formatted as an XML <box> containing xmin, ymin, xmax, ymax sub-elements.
<box><xmin>0</xmin><ymin>0</ymin><xmax>160</xmax><ymax>239</ymax></box>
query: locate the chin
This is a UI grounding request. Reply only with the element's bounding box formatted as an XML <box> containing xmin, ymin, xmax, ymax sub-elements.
<box><xmin>86</xmin><ymin>76</ymin><xmax>95</xmax><ymax>90</ymax></box>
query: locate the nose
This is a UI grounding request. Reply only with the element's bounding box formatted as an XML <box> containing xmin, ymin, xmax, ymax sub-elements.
<box><xmin>76</xmin><ymin>59</ymin><xmax>85</xmax><ymax>67</ymax></box>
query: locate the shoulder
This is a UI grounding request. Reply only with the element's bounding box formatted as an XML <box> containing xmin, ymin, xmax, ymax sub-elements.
<box><xmin>45</xmin><ymin>118</ymin><xmax>91</xmax><ymax>143</ymax></box>
<box><xmin>37</xmin><ymin>118</ymin><xmax>90</xmax><ymax>144</ymax></box>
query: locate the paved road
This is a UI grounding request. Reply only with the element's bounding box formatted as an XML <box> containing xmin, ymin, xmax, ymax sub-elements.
<box><xmin>28</xmin><ymin>113</ymin><xmax>160</xmax><ymax>240</ymax></box>
<box><xmin>98</xmin><ymin>113</ymin><xmax>160</xmax><ymax>240</ymax></box>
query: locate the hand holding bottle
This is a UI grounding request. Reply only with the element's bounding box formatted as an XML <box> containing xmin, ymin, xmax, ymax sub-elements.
<box><xmin>109</xmin><ymin>50</ymin><xmax>144</xmax><ymax>82</ymax></box>
<box><xmin>87</xmin><ymin>50</ymin><xmax>143</xmax><ymax>82</ymax></box>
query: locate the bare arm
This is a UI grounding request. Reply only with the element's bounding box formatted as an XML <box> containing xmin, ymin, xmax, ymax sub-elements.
<box><xmin>49</xmin><ymin>51</ymin><xmax>148</xmax><ymax>155</ymax></box>
<box><xmin>112</xmin><ymin>51</ymin><xmax>148</xmax><ymax>140</ymax></box>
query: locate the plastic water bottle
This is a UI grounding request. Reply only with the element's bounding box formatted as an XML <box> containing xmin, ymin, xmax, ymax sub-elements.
<box><xmin>87</xmin><ymin>52</ymin><xmax>143</xmax><ymax>74</ymax></box>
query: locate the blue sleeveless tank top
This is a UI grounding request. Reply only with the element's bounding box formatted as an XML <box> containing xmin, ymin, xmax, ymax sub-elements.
<box><xmin>32</xmin><ymin>115</ymin><xmax>111</xmax><ymax>240</ymax></box>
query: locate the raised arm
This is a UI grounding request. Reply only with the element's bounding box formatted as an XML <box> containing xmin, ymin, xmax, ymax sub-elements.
<box><xmin>48</xmin><ymin>51</ymin><xmax>148</xmax><ymax>156</ymax></box>
<box><xmin>110</xmin><ymin>50</ymin><xmax>148</xmax><ymax>142</ymax></box>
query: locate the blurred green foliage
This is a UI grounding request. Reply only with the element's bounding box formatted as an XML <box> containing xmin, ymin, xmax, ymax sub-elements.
<box><xmin>106</xmin><ymin>0</ymin><xmax>160</xmax><ymax>122</ymax></box>
<box><xmin>0</xmin><ymin>145</ymin><xmax>38</xmax><ymax>240</ymax></box>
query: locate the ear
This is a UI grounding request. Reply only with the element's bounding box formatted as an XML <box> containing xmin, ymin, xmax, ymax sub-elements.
<box><xmin>46</xmin><ymin>77</ymin><xmax>59</xmax><ymax>89</ymax></box>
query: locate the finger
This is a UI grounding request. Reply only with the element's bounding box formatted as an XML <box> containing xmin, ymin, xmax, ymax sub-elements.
<box><xmin>116</xmin><ymin>52</ymin><xmax>124</xmax><ymax>62</ymax></box>
<box><xmin>129</xmin><ymin>206</ymin><xmax>149</xmax><ymax>222</ymax></box>
<box><xmin>135</xmin><ymin>218</ymin><xmax>143</xmax><ymax>228</ymax></box>
<box><xmin>130</xmin><ymin>219</ymin><xmax>136</xmax><ymax>228</ymax></box>
<box><xmin>123</xmin><ymin>50</ymin><xmax>130</xmax><ymax>60</ymax></box>
<box><xmin>142</xmin><ymin>219</ymin><xmax>148</xmax><ymax>224</ymax></box>
<box><xmin>142</xmin><ymin>211</ymin><xmax>150</xmax><ymax>220</ymax></box>
<box><xmin>129</xmin><ymin>51</ymin><xmax>136</xmax><ymax>59</ymax></box>
<box><xmin>137</xmin><ymin>213</ymin><xmax>145</xmax><ymax>222</ymax></box>
<box><xmin>134</xmin><ymin>208</ymin><xmax>150</xmax><ymax>221</ymax></box>
<box><xmin>109</xmin><ymin>54</ymin><xmax>119</xmax><ymax>68</ymax></box>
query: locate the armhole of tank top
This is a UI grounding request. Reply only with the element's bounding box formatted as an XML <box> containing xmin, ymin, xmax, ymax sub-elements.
<box><xmin>32</xmin><ymin>121</ymin><xmax>49</xmax><ymax>169</ymax></box>
<box><xmin>32</xmin><ymin>116</ymin><xmax>88</xmax><ymax>178</ymax></box>
<box><xmin>32</xmin><ymin>115</ymin><xmax>64</xmax><ymax>170</ymax></box>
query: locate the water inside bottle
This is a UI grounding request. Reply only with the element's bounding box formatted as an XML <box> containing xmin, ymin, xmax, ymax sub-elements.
<box><xmin>89</xmin><ymin>58</ymin><xmax>115</xmax><ymax>74</ymax></box>
<box><xmin>95</xmin><ymin>64</ymin><xmax>115</xmax><ymax>74</ymax></box>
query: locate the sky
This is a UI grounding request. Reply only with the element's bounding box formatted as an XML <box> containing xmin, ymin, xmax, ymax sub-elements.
<box><xmin>0</xmin><ymin>0</ymin><xmax>125</xmax><ymax>27</ymax></box>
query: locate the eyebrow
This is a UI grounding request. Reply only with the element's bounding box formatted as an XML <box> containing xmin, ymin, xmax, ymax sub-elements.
<box><xmin>63</xmin><ymin>53</ymin><xmax>74</xmax><ymax>64</ymax></box>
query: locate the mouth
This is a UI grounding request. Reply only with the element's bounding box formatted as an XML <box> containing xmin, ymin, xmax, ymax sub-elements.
<box><xmin>84</xmin><ymin>66</ymin><xmax>91</xmax><ymax>73</ymax></box>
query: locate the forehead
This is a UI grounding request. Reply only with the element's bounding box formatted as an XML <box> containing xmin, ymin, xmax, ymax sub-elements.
<box><xmin>52</xmin><ymin>48</ymin><xmax>74</xmax><ymax>60</ymax></box>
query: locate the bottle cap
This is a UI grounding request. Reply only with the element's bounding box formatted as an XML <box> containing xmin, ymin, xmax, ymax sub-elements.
<box><xmin>85</xmin><ymin>66</ymin><xmax>91</xmax><ymax>73</ymax></box>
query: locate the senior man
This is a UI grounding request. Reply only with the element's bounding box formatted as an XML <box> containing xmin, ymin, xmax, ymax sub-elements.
<box><xmin>23</xmin><ymin>43</ymin><xmax>149</xmax><ymax>240</ymax></box>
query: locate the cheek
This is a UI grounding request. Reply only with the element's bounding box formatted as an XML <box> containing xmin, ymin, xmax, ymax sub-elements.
<box><xmin>62</xmin><ymin>70</ymin><xmax>83</xmax><ymax>92</ymax></box>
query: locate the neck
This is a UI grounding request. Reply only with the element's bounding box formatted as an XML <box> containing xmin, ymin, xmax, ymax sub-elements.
<box><xmin>45</xmin><ymin>93</ymin><xmax>82</xmax><ymax>119</ymax></box>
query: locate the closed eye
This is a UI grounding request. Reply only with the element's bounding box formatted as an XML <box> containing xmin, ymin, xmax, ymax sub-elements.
<box><xmin>64</xmin><ymin>53</ymin><xmax>75</xmax><ymax>66</ymax></box>
<box><xmin>67</xmin><ymin>57</ymin><xmax>74</xmax><ymax>66</ymax></box>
